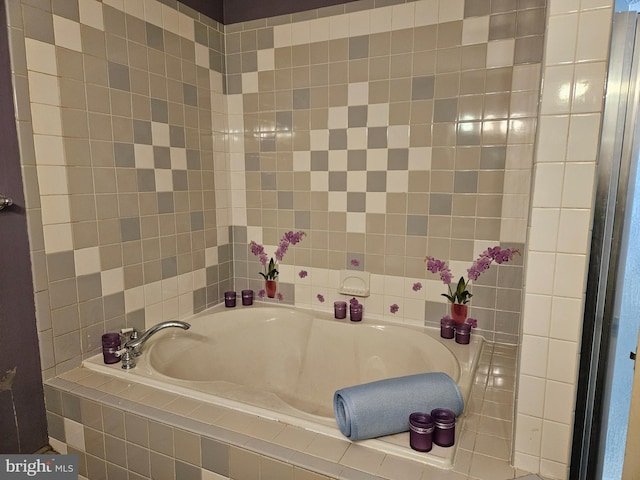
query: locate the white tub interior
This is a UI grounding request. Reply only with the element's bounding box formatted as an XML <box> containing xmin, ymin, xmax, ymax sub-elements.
<box><xmin>83</xmin><ymin>304</ymin><xmax>484</xmax><ymax>468</ymax></box>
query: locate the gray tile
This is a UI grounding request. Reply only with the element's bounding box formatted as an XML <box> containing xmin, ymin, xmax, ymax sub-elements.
<box><xmin>367</xmin><ymin>127</ymin><xmax>387</xmax><ymax>148</ymax></box>
<box><xmin>49</xmin><ymin>278</ymin><xmax>78</xmax><ymax>309</ymax></box>
<box><xmin>114</xmin><ymin>143</ymin><xmax>135</xmax><ymax>167</ymax></box>
<box><xmin>295</xmin><ymin>211</ymin><xmax>311</xmax><ymax>230</ymax></box>
<box><xmin>242</xmin><ymin>51</ymin><xmax>257</xmax><ymax>72</ymax></box>
<box><xmin>162</xmin><ymin>257</ymin><xmax>177</xmax><ymax>279</ymax></box>
<box><xmin>22</xmin><ymin>4</ymin><xmax>54</xmax><ymax>43</ymax></box>
<box><xmin>149</xmin><ymin>422</ymin><xmax>174</xmax><ymax>456</ymax></box>
<box><xmin>489</xmin><ymin>13</ymin><xmax>516</xmax><ymax>40</ymax></box>
<box><xmin>311</xmin><ymin>151</ymin><xmax>328</xmax><ymax>171</ymax></box>
<box><xmin>44</xmin><ymin>385</ymin><xmax>63</xmax><ymax>415</ymax></box>
<box><xmin>79</xmin><ymin>298</ymin><xmax>104</xmax><ymax>327</ymax></box>
<box><xmin>61</xmin><ymin>392</ymin><xmax>82</xmax><ymax>422</ymax></box>
<box><xmin>293</xmin><ymin>88</ymin><xmax>310</xmax><ymax>109</ymax></box>
<box><xmin>52</xmin><ymin>0</ymin><xmax>79</xmax><ymax>21</ymax></box>
<box><xmin>349</xmin><ymin>35</ymin><xmax>369</xmax><ymax>60</ymax></box>
<box><xmin>173</xmin><ymin>171</ymin><xmax>188</xmax><ymax>191</ymax></box>
<box><xmin>277</xmin><ymin>191</ymin><xmax>293</xmax><ymax>209</ymax></box>
<box><xmin>191</xmin><ymin>211</ymin><xmax>204</xmax><ymax>230</ymax></box>
<box><xmin>261</xmin><ymin>172</ymin><xmax>277</xmax><ymax>190</ymax></box>
<box><xmin>514</xmin><ymin>36</ymin><xmax>544</xmax><ymax>64</ymax></box>
<box><xmin>103</xmin><ymin>405</ymin><xmax>125</xmax><ymax>439</ymax></box>
<box><xmin>411</xmin><ymin>76</ymin><xmax>435</xmax><ymax>100</ymax></box>
<box><xmin>496</xmin><ymin>288</ymin><xmax>522</xmax><ymax>312</ymax></box>
<box><xmin>137</xmin><ymin>169</ymin><xmax>156</xmax><ymax>192</ymax></box>
<box><xmin>433</xmin><ymin>98</ymin><xmax>458</xmax><ymax>123</ymax></box>
<box><xmin>170</xmin><ymin>125</ymin><xmax>185</xmax><ymax>147</ymax></box>
<box><xmin>150</xmin><ymin>452</ymin><xmax>176</xmax><ymax>480</ymax></box>
<box><xmin>47</xmin><ymin>251</ymin><xmax>76</xmax><ymax>282</ymax></box>
<box><xmin>480</xmin><ymin>146</ymin><xmax>506</xmax><ymax>169</ymax></box>
<box><xmin>46</xmin><ymin>412</ymin><xmax>65</xmax><ymax>442</ymax></box>
<box><xmin>183</xmin><ymin>83</ymin><xmax>198</xmax><ymax>106</ymax></box>
<box><xmin>151</xmin><ymin>99</ymin><xmax>169</xmax><ymax>123</ymax></box>
<box><xmin>465</xmin><ymin>0</ymin><xmax>490</xmax><ymax>16</ymax></box>
<box><xmin>348</xmin><ymin>150</ymin><xmax>367</xmax><ymax>170</ymax></box>
<box><xmin>454</xmin><ymin>171</ymin><xmax>478</xmax><ymax>193</ymax></box>
<box><xmin>276</xmin><ymin>111</ymin><xmax>293</xmax><ymax>130</ymax></box>
<box><xmin>329</xmin><ymin>172</ymin><xmax>347</xmax><ymax>191</ymax></box>
<box><xmin>257</xmin><ymin>27</ymin><xmax>274</xmax><ymax>50</ymax></box>
<box><xmin>348</xmin><ymin>105</ymin><xmax>368</xmax><ymax>127</ymax></box>
<box><xmin>108</xmin><ymin>62</ymin><xmax>131</xmax><ymax>91</ymax></box>
<box><xmin>366</xmin><ymin>171</ymin><xmax>386</xmax><ymax>192</ymax></box>
<box><xmin>127</xmin><ymin>442</ymin><xmax>151</xmax><ymax>477</ymax></box>
<box><xmin>429</xmin><ymin>194</ymin><xmax>452</xmax><ymax>215</ymax></box>
<box><xmin>347</xmin><ymin>192</ymin><xmax>366</xmax><ymax>212</ymax></box>
<box><xmin>407</xmin><ymin>215</ymin><xmax>428</xmax><ymax>236</ymax></box>
<box><xmin>329</xmin><ymin>129</ymin><xmax>347</xmax><ymax>150</ymax></box>
<box><xmin>456</xmin><ymin>122</ymin><xmax>481</xmax><ymax>146</ymax></box>
<box><xmin>388</xmin><ymin>149</ymin><xmax>408</xmax><ymax>170</ymax></box>
<box><xmin>76</xmin><ymin>274</ymin><xmax>101</xmax><ymax>304</ymax></box>
<box><xmin>85</xmin><ymin>426</ymin><xmax>105</xmax><ymax>459</ymax></box>
<box><xmin>133</xmin><ymin>120</ymin><xmax>152</xmax><ymax>144</ymax></box>
<box><xmin>154</xmin><ymin>146</ymin><xmax>171</xmax><ymax>169</ymax></box>
<box><xmin>146</xmin><ymin>23</ymin><xmax>165</xmax><ymax>51</ymax></box>
<box><xmin>157</xmin><ymin>192</ymin><xmax>174</xmax><ymax>213</ymax></box>
<box><xmin>120</xmin><ymin>217</ymin><xmax>141</xmax><ymax>242</ymax></box>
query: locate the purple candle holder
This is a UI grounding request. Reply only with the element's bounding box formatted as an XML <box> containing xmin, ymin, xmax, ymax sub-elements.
<box><xmin>431</xmin><ymin>408</ymin><xmax>456</xmax><ymax>447</ymax></box>
<box><xmin>102</xmin><ymin>332</ymin><xmax>121</xmax><ymax>364</ymax></box>
<box><xmin>224</xmin><ymin>291</ymin><xmax>236</xmax><ymax>308</ymax></box>
<box><xmin>334</xmin><ymin>301</ymin><xmax>347</xmax><ymax>319</ymax></box>
<box><xmin>440</xmin><ymin>317</ymin><xmax>455</xmax><ymax>339</ymax></box>
<box><xmin>409</xmin><ymin>412</ymin><xmax>435</xmax><ymax>452</ymax></box>
<box><xmin>242</xmin><ymin>289</ymin><xmax>254</xmax><ymax>306</ymax></box>
<box><xmin>350</xmin><ymin>303</ymin><xmax>363</xmax><ymax>322</ymax></box>
<box><xmin>455</xmin><ymin>322</ymin><xmax>471</xmax><ymax>344</ymax></box>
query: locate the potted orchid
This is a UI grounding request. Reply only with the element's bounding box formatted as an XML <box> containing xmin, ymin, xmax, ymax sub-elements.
<box><xmin>249</xmin><ymin>230</ymin><xmax>306</xmax><ymax>298</ymax></box>
<box><xmin>426</xmin><ymin>246</ymin><xmax>520</xmax><ymax>324</ymax></box>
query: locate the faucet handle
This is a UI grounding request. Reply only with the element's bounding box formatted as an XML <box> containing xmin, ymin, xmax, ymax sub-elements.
<box><xmin>120</xmin><ymin>328</ymin><xmax>141</xmax><ymax>356</ymax></box>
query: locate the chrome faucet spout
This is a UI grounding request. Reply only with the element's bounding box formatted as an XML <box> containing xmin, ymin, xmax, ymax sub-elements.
<box><xmin>124</xmin><ymin>320</ymin><xmax>190</xmax><ymax>351</ymax></box>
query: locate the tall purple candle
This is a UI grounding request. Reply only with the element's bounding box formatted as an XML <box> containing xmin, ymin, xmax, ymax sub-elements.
<box><xmin>431</xmin><ymin>408</ymin><xmax>456</xmax><ymax>447</ymax></box>
<box><xmin>102</xmin><ymin>333</ymin><xmax>121</xmax><ymax>364</ymax></box>
<box><xmin>409</xmin><ymin>412</ymin><xmax>434</xmax><ymax>452</ymax></box>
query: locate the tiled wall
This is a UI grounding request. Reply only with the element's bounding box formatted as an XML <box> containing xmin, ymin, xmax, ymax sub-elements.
<box><xmin>228</xmin><ymin>0</ymin><xmax>544</xmax><ymax>343</ymax></box>
<box><xmin>6</xmin><ymin>0</ymin><xmax>232</xmax><ymax>378</ymax></box>
<box><xmin>515</xmin><ymin>0</ymin><xmax>614</xmax><ymax>478</ymax></box>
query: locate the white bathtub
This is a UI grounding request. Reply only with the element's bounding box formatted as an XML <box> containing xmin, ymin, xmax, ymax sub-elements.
<box><xmin>83</xmin><ymin>304</ymin><xmax>484</xmax><ymax>466</ymax></box>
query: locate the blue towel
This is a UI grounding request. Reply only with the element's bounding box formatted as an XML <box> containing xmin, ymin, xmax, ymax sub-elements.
<box><xmin>333</xmin><ymin>372</ymin><xmax>464</xmax><ymax>441</ymax></box>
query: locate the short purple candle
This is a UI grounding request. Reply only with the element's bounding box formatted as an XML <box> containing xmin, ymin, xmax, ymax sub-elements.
<box><xmin>455</xmin><ymin>322</ymin><xmax>471</xmax><ymax>345</ymax></box>
<box><xmin>334</xmin><ymin>301</ymin><xmax>347</xmax><ymax>319</ymax></box>
<box><xmin>409</xmin><ymin>412</ymin><xmax>435</xmax><ymax>452</ymax></box>
<box><xmin>241</xmin><ymin>289</ymin><xmax>253</xmax><ymax>306</ymax></box>
<box><xmin>102</xmin><ymin>333</ymin><xmax>121</xmax><ymax>364</ymax></box>
<box><xmin>224</xmin><ymin>291</ymin><xmax>236</xmax><ymax>308</ymax></box>
<box><xmin>350</xmin><ymin>303</ymin><xmax>363</xmax><ymax>322</ymax></box>
<box><xmin>431</xmin><ymin>408</ymin><xmax>456</xmax><ymax>447</ymax></box>
<box><xmin>440</xmin><ymin>317</ymin><xmax>455</xmax><ymax>339</ymax></box>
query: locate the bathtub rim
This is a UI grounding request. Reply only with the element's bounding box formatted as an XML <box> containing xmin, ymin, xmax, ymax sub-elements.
<box><xmin>82</xmin><ymin>302</ymin><xmax>485</xmax><ymax>469</ymax></box>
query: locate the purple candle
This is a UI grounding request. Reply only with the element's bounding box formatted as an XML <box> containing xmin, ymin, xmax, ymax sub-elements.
<box><xmin>224</xmin><ymin>291</ymin><xmax>236</xmax><ymax>308</ymax></box>
<box><xmin>431</xmin><ymin>408</ymin><xmax>456</xmax><ymax>447</ymax></box>
<box><xmin>102</xmin><ymin>333</ymin><xmax>121</xmax><ymax>364</ymax></box>
<box><xmin>409</xmin><ymin>412</ymin><xmax>434</xmax><ymax>452</ymax></box>
<box><xmin>334</xmin><ymin>301</ymin><xmax>347</xmax><ymax>319</ymax></box>
<box><xmin>350</xmin><ymin>303</ymin><xmax>363</xmax><ymax>322</ymax></box>
<box><xmin>440</xmin><ymin>317</ymin><xmax>455</xmax><ymax>339</ymax></box>
<box><xmin>455</xmin><ymin>322</ymin><xmax>471</xmax><ymax>344</ymax></box>
<box><xmin>242</xmin><ymin>289</ymin><xmax>254</xmax><ymax>306</ymax></box>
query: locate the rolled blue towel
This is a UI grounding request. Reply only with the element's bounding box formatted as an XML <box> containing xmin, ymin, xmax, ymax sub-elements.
<box><xmin>333</xmin><ymin>372</ymin><xmax>463</xmax><ymax>441</ymax></box>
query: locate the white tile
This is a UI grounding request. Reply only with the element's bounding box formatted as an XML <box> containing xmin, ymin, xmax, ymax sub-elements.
<box><xmin>348</xmin><ymin>82</ymin><xmax>369</xmax><ymax>105</ymax></box>
<box><xmin>37</xmin><ymin>166</ymin><xmax>68</xmax><ymax>195</ymax></box>
<box><xmin>28</xmin><ymin>72</ymin><xmax>60</xmax><ymax>106</ymax></box>
<box><xmin>519</xmin><ymin>334</ymin><xmax>549</xmax><ymax>378</ymax></box>
<box><xmin>550</xmin><ymin>296</ymin><xmax>583</xmax><ymax>342</ymax></box>
<box><xmin>522</xmin><ymin>293</ymin><xmax>552</xmax><ymax>337</ymax></box>
<box><xmin>556</xmin><ymin>208</ymin><xmax>591</xmax><ymax>254</ymax></box>
<box><xmin>540</xmin><ymin>458</ymin><xmax>569</xmax><ymax>480</ymax></box>
<box><xmin>309</xmin><ymin>17</ymin><xmax>330</xmax><ymax>42</ymax></box>
<box><xmin>143</xmin><ymin>0</ymin><xmax>163</xmax><ymax>27</ymax></box>
<box><xmin>33</xmin><ymin>135</ymin><xmax>65</xmax><ymax>165</ymax></box>
<box><xmin>544</xmin><ymin>380</ymin><xmax>575</xmax><ymax>424</ymax></box>
<box><xmin>462</xmin><ymin>17</ymin><xmax>489</xmax><ymax>45</ymax></box>
<box><xmin>561</xmin><ymin>163</ymin><xmax>596</xmax><ymax>208</ymax></box>
<box><xmin>124</xmin><ymin>0</ymin><xmax>145</xmax><ymax>19</ymax></box>
<box><xmin>329</xmin><ymin>14</ymin><xmax>349</xmax><ymax>39</ymax></box>
<box><xmin>486</xmin><ymin>39</ymin><xmax>515</xmax><ymax>68</ymax></box>
<box><xmin>64</xmin><ymin>418</ymin><xmax>85</xmax><ymax>451</ymax></box>
<box><xmin>514</xmin><ymin>413</ymin><xmax>542</xmax><ymax>456</ymax></box>
<box><xmin>43</xmin><ymin>224</ymin><xmax>73</xmax><ymax>254</ymax></box>
<box><xmin>535</xmin><ymin>115</ymin><xmax>569</xmax><ymax>163</ymax></box>
<box><xmin>414</xmin><ymin>0</ymin><xmax>439</xmax><ymax>27</ymax></box>
<box><xmin>162</xmin><ymin>4</ymin><xmax>180</xmax><ymax>35</ymax></box>
<box><xmin>53</xmin><ymin>15</ymin><xmax>82</xmax><ymax>52</ymax></box>
<box><xmin>548</xmin><ymin>0</ymin><xmax>580</xmax><ymax>15</ymax></box>
<box><xmin>517</xmin><ymin>375</ymin><xmax>546</xmax><ymax>417</ymax></box>
<box><xmin>575</xmin><ymin>8</ymin><xmax>613</xmax><ymax>62</ymax></box>
<box><xmin>513</xmin><ymin>451</ymin><xmax>540</xmax><ymax>476</ymax></box>
<box><xmin>257</xmin><ymin>48</ymin><xmax>274</xmax><ymax>72</ymax></box>
<box><xmin>291</xmin><ymin>20</ymin><xmax>310</xmax><ymax>45</ymax></box>
<box><xmin>349</xmin><ymin>10</ymin><xmax>370</xmax><ymax>36</ymax></box>
<box><xmin>125</xmin><ymin>286</ymin><xmax>145</xmax><ymax>313</ymax></box>
<box><xmin>25</xmin><ymin>38</ymin><xmax>57</xmax><ymax>74</ymax></box>
<box><xmin>78</xmin><ymin>0</ymin><xmax>104</xmax><ymax>30</ymax></box>
<box><xmin>531</xmin><ymin>163</ymin><xmax>564</xmax><ymax>208</ymax></box>
<box><xmin>528</xmin><ymin>208</ymin><xmax>559</xmax><ymax>252</ymax></box>
<box><xmin>101</xmin><ymin>267</ymin><xmax>125</xmax><ymax>296</ymax></box>
<box><xmin>41</xmin><ymin>195</ymin><xmax>70</xmax><ymax>225</ymax></box>
<box><xmin>540</xmin><ymin>420</ymin><xmax>572</xmax><ymax>464</ymax></box>
<box><xmin>566</xmin><ymin>113</ymin><xmax>601</xmax><ymax>161</ymax></box>
<box><xmin>31</xmin><ymin>104</ymin><xmax>62</xmax><ymax>136</ymax></box>
<box><xmin>387</xmin><ymin>125</ymin><xmax>409</xmax><ymax>147</ymax></box>
<box><xmin>553</xmin><ymin>253</ymin><xmax>587</xmax><ymax>298</ymax></box>
<box><xmin>544</xmin><ymin>13</ymin><xmax>579</xmax><ymax>65</ymax></box>
<box><xmin>572</xmin><ymin>62</ymin><xmax>606</xmax><ymax>113</ymax></box>
<box><xmin>524</xmin><ymin>251</ymin><xmax>556</xmax><ymax>296</ymax></box>
<box><xmin>547</xmin><ymin>338</ymin><xmax>579</xmax><ymax>383</ymax></box>
<box><xmin>540</xmin><ymin>65</ymin><xmax>573</xmax><ymax>115</ymax></box>
<box><xmin>391</xmin><ymin>3</ymin><xmax>415</xmax><ymax>30</ymax></box>
<box><xmin>438</xmin><ymin>0</ymin><xmax>464</xmax><ymax>23</ymax></box>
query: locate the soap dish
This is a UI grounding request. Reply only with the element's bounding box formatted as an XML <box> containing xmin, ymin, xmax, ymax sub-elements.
<box><xmin>338</xmin><ymin>270</ymin><xmax>370</xmax><ymax>297</ymax></box>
